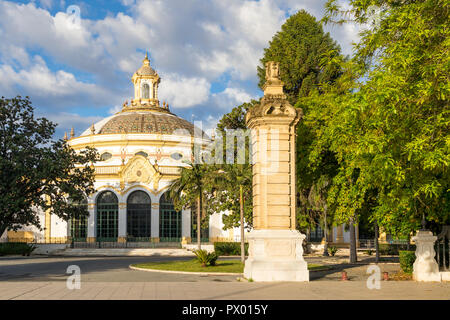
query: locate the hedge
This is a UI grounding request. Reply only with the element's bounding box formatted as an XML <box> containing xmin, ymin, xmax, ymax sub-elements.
<box><xmin>214</xmin><ymin>242</ymin><xmax>249</xmax><ymax>256</ymax></box>
<box><xmin>399</xmin><ymin>250</ymin><xmax>416</xmax><ymax>274</ymax></box>
<box><xmin>378</xmin><ymin>243</ymin><xmax>416</xmax><ymax>256</ymax></box>
<box><xmin>0</xmin><ymin>242</ymin><xmax>36</xmax><ymax>256</ymax></box>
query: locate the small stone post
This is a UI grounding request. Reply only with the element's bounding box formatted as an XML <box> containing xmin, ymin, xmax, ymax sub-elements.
<box><xmin>412</xmin><ymin>230</ymin><xmax>441</xmax><ymax>282</ymax></box>
<box><xmin>243</xmin><ymin>61</ymin><xmax>308</xmax><ymax>281</ymax></box>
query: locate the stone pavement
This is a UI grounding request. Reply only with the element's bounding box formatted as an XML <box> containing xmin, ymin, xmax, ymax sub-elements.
<box><xmin>0</xmin><ymin>255</ymin><xmax>448</xmax><ymax>300</ymax></box>
<box><xmin>0</xmin><ymin>280</ymin><xmax>448</xmax><ymax>300</ymax></box>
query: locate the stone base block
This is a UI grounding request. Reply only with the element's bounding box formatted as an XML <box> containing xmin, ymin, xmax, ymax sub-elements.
<box><xmin>244</xmin><ymin>229</ymin><xmax>309</xmax><ymax>282</ymax></box>
<box><xmin>412</xmin><ymin>230</ymin><xmax>441</xmax><ymax>282</ymax></box>
<box><xmin>441</xmin><ymin>272</ymin><xmax>450</xmax><ymax>282</ymax></box>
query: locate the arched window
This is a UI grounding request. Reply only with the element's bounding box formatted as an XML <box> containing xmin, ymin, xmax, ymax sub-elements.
<box><xmin>96</xmin><ymin>191</ymin><xmax>118</xmax><ymax>241</ymax></box>
<box><xmin>159</xmin><ymin>192</ymin><xmax>181</xmax><ymax>241</ymax></box>
<box><xmin>127</xmin><ymin>190</ymin><xmax>151</xmax><ymax>240</ymax></box>
<box><xmin>69</xmin><ymin>198</ymin><xmax>88</xmax><ymax>241</ymax></box>
<box><xmin>142</xmin><ymin>83</ymin><xmax>150</xmax><ymax>99</ymax></box>
<box><xmin>100</xmin><ymin>152</ymin><xmax>112</xmax><ymax>161</ymax></box>
<box><xmin>135</xmin><ymin>151</ymin><xmax>148</xmax><ymax>158</ymax></box>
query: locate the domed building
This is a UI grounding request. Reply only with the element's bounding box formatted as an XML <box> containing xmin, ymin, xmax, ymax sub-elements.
<box><xmin>5</xmin><ymin>54</ymin><xmax>235</xmax><ymax>246</ymax></box>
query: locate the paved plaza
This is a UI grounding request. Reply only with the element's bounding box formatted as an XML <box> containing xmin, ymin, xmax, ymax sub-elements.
<box><xmin>0</xmin><ymin>255</ymin><xmax>448</xmax><ymax>300</ymax></box>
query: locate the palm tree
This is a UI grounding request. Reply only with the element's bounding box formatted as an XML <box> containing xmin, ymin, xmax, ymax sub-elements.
<box><xmin>209</xmin><ymin>163</ymin><xmax>252</xmax><ymax>263</ymax></box>
<box><xmin>168</xmin><ymin>159</ymin><xmax>207</xmax><ymax>250</ymax></box>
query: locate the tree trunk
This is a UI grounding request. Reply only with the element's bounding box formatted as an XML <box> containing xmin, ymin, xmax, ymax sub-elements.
<box><xmin>240</xmin><ymin>185</ymin><xmax>245</xmax><ymax>263</ymax></box>
<box><xmin>406</xmin><ymin>233</ymin><xmax>411</xmax><ymax>251</ymax></box>
<box><xmin>0</xmin><ymin>224</ymin><xmax>7</xmax><ymax>241</ymax></box>
<box><xmin>323</xmin><ymin>206</ymin><xmax>329</xmax><ymax>256</ymax></box>
<box><xmin>374</xmin><ymin>219</ymin><xmax>379</xmax><ymax>263</ymax></box>
<box><xmin>349</xmin><ymin>217</ymin><xmax>357</xmax><ymax>263</ymax></box>
<box><xmin>197</xmin><ymin>195</ymin><xmax>201</xmax><ymax>250</ymax></box>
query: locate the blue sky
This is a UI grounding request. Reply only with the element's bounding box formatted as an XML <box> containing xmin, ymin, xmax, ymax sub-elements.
<box><xmin>0</xmin><ymin>0</ymin><xmax>359</xmax><ymax>138</ymax></box>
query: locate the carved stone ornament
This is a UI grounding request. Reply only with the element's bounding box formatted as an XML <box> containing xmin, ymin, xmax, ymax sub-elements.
<box><xmin>119</xmin><ymin>155</ymin><xmax>161</xmax><ymax>190</ymax></box>
<box><xmin>265</xmin><ymin>61</ymin><xmax>280</xmax><ymax>81</ymax></box>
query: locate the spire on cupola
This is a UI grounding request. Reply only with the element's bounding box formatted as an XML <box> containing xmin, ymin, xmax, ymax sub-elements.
<box><xmin>124</xmin><ymin>51</ymin><xmax>167</xmax><ymax>113</ymax></box>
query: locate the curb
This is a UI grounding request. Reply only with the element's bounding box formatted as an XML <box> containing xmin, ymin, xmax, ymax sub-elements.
<box><xmin>129</xmin><ymin>265</ymin><xmax>243</xmax><ymax>276</ymax></box>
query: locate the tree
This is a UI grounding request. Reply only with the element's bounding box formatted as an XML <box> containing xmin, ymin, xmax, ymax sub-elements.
<box><xmin>206</xmin><ymin>163</ymin><xmax>252</xmax><ymax>263</ymax></box>
<box><xmin>323</xmin><ymin>0</ymin><xmax>450</xmax><ymax>233</ymax></box>
<box><xmin>307</xmin><ymin>175</ymin><xmax>332</xmax><ymax>256</ymax></box>
<box><xmin>0</xmin><ymin>96</ymin><xmax>98</xmax><ymax>238</ymax></box>
<box><xmin>257</xmin><ymin>9</ymin><xmax>344</xmax><ymax>243</ymax></box>
<box><xmin>257</xmin><ymin>9</ymin><xmax>343</xmax><ymax>104</ymax></box>
<box><xmin>216</xmin><ymin>100</ymin><xmax>259</xmax><ymax>132</ymax></box>
<box><xmin>168</xmin><ymin>158</ymin><xmax>208</xmax><ymax>250</ymax></box>
<box><xmin>298</xmin><ymin>0</ymin><xmax>449</xmax><ymax>263</ymax></box>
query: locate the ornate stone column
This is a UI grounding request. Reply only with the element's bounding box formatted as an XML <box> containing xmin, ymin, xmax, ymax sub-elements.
<box><xmin>243</xmin><ymin>61</ymin><xmax>309</xmax><ymax>282</ymax></box>
<box><xmin>151</xmin><ymin>202</ymin><xmax>160</xmax><ymax>241</ymax></box>
<box><xmin>87</xmin><ymin>201</ymin><xmax>96</xmax><ymax>243</ymax></box>
<box><xmin>118</xmin><ymin>202</ymin><xmax>127</xmax><ymax>243</ymax></box>
<box><xmin>181</xmin><ymin>208</ymin><xmax>191</xmax><ymax>242</ymax></box>
<box><xmin>412</xmin><ymin>230</ymin><xmax>441</xmax><ymax>282</ymax></box>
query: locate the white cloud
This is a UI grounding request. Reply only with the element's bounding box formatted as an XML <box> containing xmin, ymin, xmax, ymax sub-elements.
<box><xmin>159</xmin><ymin>74</ymin><xmax>211</xmax><ymax>108</ymax></box>
<box><xmin>108</xmin><ymin>105</ymin><xmax>122</xmax><ymax>115</ymax></box>
<box><xmin>0</xmin><ymin>0</ymin><xmax>361</xmax><ymax>134</ymax></box>
<box><xmin>210</xmin><ymin>87</ymin><xmax>257</xmax><ymax>111</ymax></box>
<box><xmin>0</xmin><ymin>55</ymin><xmax>118</xmax><ymax>107</ymax></box>
<box><xmin>39</xmin><ymin>0</ymin><xmax>53</xmax><ymax>9</ymax></box>
<box><xmin>44</xmin><ymin>112</ymin><xmax>103</xmax><ymax>138</ymax></box>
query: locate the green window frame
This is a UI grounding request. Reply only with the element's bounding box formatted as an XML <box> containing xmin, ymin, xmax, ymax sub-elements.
<box><xmin>127</xmin><ymin>190</ymin><xmax>152</xmax><ymax>240</ymax></box>
<box><xmin>96</xmin><ymin>191</ymin><xmax>118</xmax><ymax>241</ymax></box>
<box><xmin>69</xmin><ymin>198</ymin><xmax>88</xmax><ymax>241</ymax></box>
<box><xmin>159</xmin><ymin>192</ymin><xmax>181</xmax><ymax>241</ymax></box>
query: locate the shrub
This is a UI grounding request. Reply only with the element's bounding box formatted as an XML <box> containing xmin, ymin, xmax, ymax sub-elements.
<box><xmin>328</xmin><ymin>246</ymin><xmax>338</xmax><ymax>256</ymax></box>
<box><xmin>193</xmin><ymin>249</ymin><xmax>219</xmax><ymax>267</ymax></box>
<box><xmin>366</xmin><ymin>249</ymin><xmax>373</xmax><ymax>256</ymax></box>
<box><xmin>209</xmin><ymin>252</ymin><xmax>219</xmax><ymax>266</ymax></box>
<box><xmin>0</xmin><ymin>242</ymin><xmax>36</xmax><ymax>256</ymax></box>
<box><xmin>379</xmin><ymin>244</ymin><xmax>399</xmax><ymax>255</ymax></box>
<box><xmin>399</xmin><ymin>251</ymin><xmax>416</xmax><ymax>274</ymax></box>
<box><xmin>214</xmin><ymin>242</ymin><xmax>249</xmax><ymax>256</ymax></box>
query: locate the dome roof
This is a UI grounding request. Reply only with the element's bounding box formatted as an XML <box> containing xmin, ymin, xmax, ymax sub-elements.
<box><xmin>136</xmin><ymin>64</ymin><xmax>156</xmax><ymax>76</ymax></box>
<box><xmin>81</xmin><ymin>111</ymin><xmax>196</xmax><ymax>136</ymax></box>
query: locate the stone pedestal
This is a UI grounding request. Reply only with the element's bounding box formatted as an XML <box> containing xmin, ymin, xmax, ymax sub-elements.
<box><xmin>244</xmin><ymin>230</ymin><xmax>309</xmax><ymax>281</ymax></box>
<box><xmin>244</xmin><ymin>61</ymin><xmax>308</xmax><ymax>282</ymax></box>
<box><xmin>412</xmin><ymin>230</ymin><xmax>441</xmax><ymax>282</ymax></box>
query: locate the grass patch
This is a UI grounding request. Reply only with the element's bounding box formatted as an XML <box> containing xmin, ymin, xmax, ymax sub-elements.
<box><xmin>133</xmin><ymin>259</ymin><xmax>244</xmax><ymax>273</ymax></box>
<box><xmin>390</xmin><ymin>270</ymin><xmax>413</xmax><ymax>281</ymax></box>
<box><xmin>308</xmin><ymin>264</ymin><xmax>333</xmax><ymax>271</ymax></box>
<box><xmin>132</xmin><ymin>259</ymin><xmax>330</xmax><ymax>273</ymax></box>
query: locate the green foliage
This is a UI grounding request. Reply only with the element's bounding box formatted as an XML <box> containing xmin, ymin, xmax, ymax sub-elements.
<box><xmin>216</xmin><ymin>100</ymin><xmax>259</xmax><ymax>132</ymax></box>
<box><xmin>399</xmin><ymin>250</ymin><xmax>416</xmax><ymax>274</ymax></box>
<box><xmin>299</xmin><ymin>0</ymin><xmax>450</xmax><ymax>240</ymax></box>
<box><xmin>378</xmin><ymin>244</ymin><xmax>397</xmax><ymax>256</ymax></box>
<box><xmin>193</xmin><ymin>249</ymin><xmax>219</xmax><ymax>267</ymax></box>
<box><xmin>257</xmin><ymin>10</ymin><xmax>343</xmax><ymax>104</ymax></box>
<box><xmin>167</xmin><ymin>152</ymin><xmax>211</xmax><ymax>247</ymax></box>
<box><xmin>208</xmin><ymin>101</ymin><xmax>255</xmax><ymax>231</ymax></box>
<box><xmin>366</xmin><ymin>249</ymin><xmax>373</xmax><ymax>256</ymax></box>
<box><xmin>328</xmin><ymin>246</ymin><xmax>338</xmax><ymax>256</ymax></box>
<box><xmin>0</xmin><ymin>242</ymin><xmax>36</xmax><ymax>256</ymax></box>
<box><xmin>214</xmin><ymin>242</ymin><xmax>249</xmax><ymax>256</ymax></box>
<box><xmin>0</xmin><ymin>96</ymin><xmax>99</xmax><ymax>237</ymax></box>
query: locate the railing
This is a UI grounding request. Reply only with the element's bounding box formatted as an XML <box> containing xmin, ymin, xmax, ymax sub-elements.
<box><xmin>0</xmin><ymin>237</ymin><xmax>70</xmax><ymax>244</ymax></box>
<box><xmin>436</xmin><ymin>226</ymin><xmax>449</xmax><ymax>271</ymax></box>
<box><xmin>359</xmin><ymin>239</ymin><xmax>375</xmax><ymax>249</ymax></box>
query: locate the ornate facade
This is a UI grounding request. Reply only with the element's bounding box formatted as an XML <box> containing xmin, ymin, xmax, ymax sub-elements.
<box><xmin>2</xmin><ymin>54</ymin><xmax>235</xmax><ymax>244</ymax></box>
